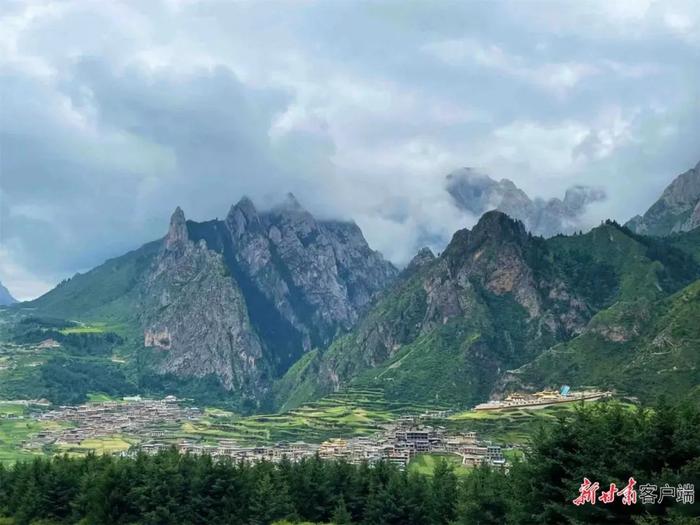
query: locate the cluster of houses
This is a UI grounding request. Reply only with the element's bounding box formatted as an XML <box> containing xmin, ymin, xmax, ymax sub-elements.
<box><xmin>474</xmin><ymin>387</ymin><xmax>611</xmax><ymax>411</ymax></box>
<box><xmin>133</xmin><ymin>415</ymin><xmax>507</xmax><ymax>471</ymax></box>
<box><xmin>28</xmin><ymin>396</ymin><xmax>199</xmax><ymax>447</ymax></box>
<box><xmin>315</xmin><ymin>419</ymin><xmax>506</xmax><ymax>469</ymax></box>
<box><xmin>19</xmin><ymin>396</ymin><xmax>508</xmax><ymax>471</ymax></box>
<box><xmin>135</xmin><ymin>439</ymin><xmax>322</xmax><ymax>463</ymax></box>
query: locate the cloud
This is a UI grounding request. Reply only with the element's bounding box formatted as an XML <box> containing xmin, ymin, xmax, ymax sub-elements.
<box><xmin>0</xmin><ymin>0</ymin><xmax>699</xmax><ymax>299</ymax></box>
<box><xmin>423</xmin><ymin>37</ymin><xmax>600</xmax><ymax>95</ymax></box>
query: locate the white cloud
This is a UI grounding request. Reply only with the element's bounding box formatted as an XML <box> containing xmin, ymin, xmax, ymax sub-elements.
<box><xmin>423</xmin><ymin>37</ymin><xmax>600</xmax><ymax>95</ymax></box>
<box><xmin>422</xmin><ymin>36</ymin><xmax>664</xmax><ymax>96</ymax></box>
<box><xmin>0</xmin><ymin>0</ymin><xmax>698</xmax><ymax>298</ymax></box>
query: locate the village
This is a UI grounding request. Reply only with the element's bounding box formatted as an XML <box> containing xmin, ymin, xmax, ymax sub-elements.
<box><xmin>18</xmin><ymin>396</ymin><xmax>509</xmax><ymax>470</ymax></box>
<box><xmin>473</xmin><ymin>386</ymin><xmax>612</xmax><ymax>411</ymax></box>
<box><xmin>25</xmin><ymin>395</ymin><xmax>200</xmax><ymax>449</ymax></box>
<box><xmin>167</xmin><ymin>415</ymin><xmax>507</xmax><ymax>470</ymax></box>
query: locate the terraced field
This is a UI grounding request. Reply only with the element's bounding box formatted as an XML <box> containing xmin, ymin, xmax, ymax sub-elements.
<box><xmin>1</xmin><ymin>384</ymin><xmax>629</xmax><ymax>463</ymax></box>
<box><xmin>442</xmin><ymin>399</ymin><xmax>633</xmax><ymax>445</ymax></box>
<box><xmin>179</xmin><ymin>388</ymin><xmax>444</xmax><ymax>445</ymax></box>
<box><xmin>57</xmin><ymin>436</ymin><xmax>135</xmax><ymax>456</ymax></box>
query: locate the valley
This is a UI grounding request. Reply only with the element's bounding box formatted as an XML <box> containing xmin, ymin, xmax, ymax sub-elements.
<box><xmin>1</xmin><ymin>181</ymin><xmax>699</xmax><ymax>524</ymax></box>
<box><xmin>0</xmin><ymin>383</ymin><xmax>611</xmax><ymax>474</ymax></box>
<box><xmin>1</xmin><ymin>190</ymin><xmax>699</xmax><ymax>472</ymax></box>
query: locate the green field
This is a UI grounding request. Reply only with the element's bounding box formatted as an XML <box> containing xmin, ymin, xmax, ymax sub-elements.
<box><xmin>443</xmin><ymin>399</ymin><xmax>634</xmax><ymax>445</ymax></box>
<box><xmin>0</xmin><ymin>402</ymin><xmax>74</xmax><ymax>464</ymax></box>
<box><xmin>58</xmin><ymin>436</ymin><xmax>134</xmax><ymax>456</ymax></box>
<box><xmin>180</xmin><ymin>388</ymin><xmax>438</xmax><ymax>445</ymax></box>
<box><xmin>408</xmin><ymin>453</ymin><xmax>471</xmax><ymax>478</ymax></box>
<box><xmin>0</xmin><ymin>407</ymin><xmax>43</xmax><ymax>463</ymax></box>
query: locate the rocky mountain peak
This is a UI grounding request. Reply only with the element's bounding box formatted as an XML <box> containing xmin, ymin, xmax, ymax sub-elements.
<box><xmin>165</xmin><ymin>206</ymin><xmax>189</xmax><ymax>250</ymax></box>
<box><xmin>230</xmin><ymin>196</ymin><xmax>257</xmax><ymax>219</ymax></box>
<box><xmin>441</xmin><ymin>211</ymin><xmax>529</xmax><ymax>280</ymax></box>
<box><xmin>406</xmin><ymin>247</ymin><xmax>436</xmax><ymax>270</ymax></box>
<box><xmin>400</xmin><ymin>247</ymin><xmax>436</xmax><ymax>280</ymax></box>
<box><xmin>148</xmin><ymin>194</ymin><xmax>399</xmax><ymax>391</ymax></box>
<box><xmin>659</xmin><ymin>161</ymin><xmax>700</xmax><ymax>207</ymax></box>
<box><xmin>226</xmin><ymin>196</ymin><xmax>261</xmax><ymax>237</ymax></box>
<box><xmin>469</xmin><ymin>210</ymin><xmax>528</xmax><ymax>246</ymax></box>
<box><xmin>626</xmin><ymin>160</ymin><xmax>700</xmax><ymax>236</ymax></box>
<box><xmin>274</xmin><ymin>192</ymin><xmax>305</xmax><ymax>214</ymax></box>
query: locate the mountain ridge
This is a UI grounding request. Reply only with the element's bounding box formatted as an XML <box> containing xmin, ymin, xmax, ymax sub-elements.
<box><xmin>8</xmin><ymin>170</ymin><xmax>700</xmax><ymax>412</ymax></box>
<box><xmin>19</xmin><ymin>196</ymin><xmax>397</xmax><ymax>410</ymax></box>
<box><xmin>275</xmin><ymin>213</ymin><xmax>700</xmax><ymax>409</ymax></box>
<box><xmin>626</xmin><ymin>160</ymin><xmax>700</xmax><ymax>236</ymax></box>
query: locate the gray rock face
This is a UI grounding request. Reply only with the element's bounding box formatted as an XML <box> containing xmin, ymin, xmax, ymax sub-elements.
<box><xmin>403</xmin><ymin>247</ymin><xmax>436</xmax><ymax>276</ymax></box>
<box><xmin>140</xmin><ymin>197</ymin><xmax>397</xmax><ymax>399</ymax></box>
<box><xmin>0</xmin><ymin>281</ymin><xmax>17</xmax><ymax>306</ymax></box>
<box><xmin>222</xmin><ymin>194</ymin><xmax>398</xmax><ymax>350</ymax></box>
<box><xmin>626</xmin><ymin>160</ymin><xmax>700</xmax><ymax>236</ymax></box>
<box><xmin>440</xmin><ymin>211</ymin><xmax>589</xmax><ymax>330</ymax></box>
<box><xmin>446</xmin><ymin>168</ymin><xmax>605</xmax><ymax>237</ymax></box>
<box><xmin>141</xmin><ymin>209</ymin><xmax>266</xmax><ymax>397</ymax></box>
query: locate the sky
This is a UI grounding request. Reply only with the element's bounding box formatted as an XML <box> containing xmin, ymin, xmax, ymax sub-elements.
<box><xmin>1</xmin><ymin>0</ymin><xmax>699</xmax><ymax>300</ymax></box>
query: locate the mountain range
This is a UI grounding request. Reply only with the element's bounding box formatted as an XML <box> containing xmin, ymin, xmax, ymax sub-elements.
<box><xmin>22</xmin><ymin>194</ymin><xmax>396</xmax><ymax>410</ymax></box>
<box><xmin>5</xmin><ymin>160</ymin><xmax>700</xmax><ymax>411</ymax></box>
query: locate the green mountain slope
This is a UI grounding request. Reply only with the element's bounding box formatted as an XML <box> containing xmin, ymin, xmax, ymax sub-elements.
<box><xmin>512</xmin><ymin>278</ymin><xmax>700</xmax><ymax>402</ymax></box>
<box><xmin>25</xmin><ymin>241</ymin><xmax>161</xmax><ymax>323</ymax></box>
<box><xmin>277</xmin><ymin>215</ymin><xmax>700</xmax><ymax>410</ymax></box>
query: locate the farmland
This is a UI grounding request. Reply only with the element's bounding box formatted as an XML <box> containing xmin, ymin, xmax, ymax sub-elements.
<box><xmin>179</xmin><ymin>388</ymin><xmax>441</xmax><ymax>445</ymax></box>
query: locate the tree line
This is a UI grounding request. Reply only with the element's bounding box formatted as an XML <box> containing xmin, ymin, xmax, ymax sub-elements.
<box><xmin>0</xmin><ymin>400</ymin><xmax>698</xmax><ymax>524</ymax></box>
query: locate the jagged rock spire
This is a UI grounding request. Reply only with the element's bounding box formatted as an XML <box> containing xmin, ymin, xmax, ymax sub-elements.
<box><xmin>226</xmin><ymin>196</ymin><xmax>260</xmax><ymax>237</ymax></box>
<box><xmin>165</xmin><ymin>206</ymin><xmax>188</xmax><ymax>249</ymax></box>
<box><xmin>228</xmin><ymin>196</ymin><xmax>257</xmax><ymax>221</ymax></box>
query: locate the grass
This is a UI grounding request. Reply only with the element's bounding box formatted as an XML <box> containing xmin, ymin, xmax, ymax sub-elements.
<box><xmin>408</xmin><ymin>453</ymin><xmax>471</xmax><ymax>478</ymax></box>
<box><xmin>58</xmin><ymin>436</ymin><xmax>133</xmax><ymax>455</ymax></box>
<box><xmin>443</xmin><ymin>400</ymin><xmax>632</xmax><ymax>446</ymax></box>
<box><xmin>0</xmin><ymin>418</ymin><xmax>45</xmax><ymax>464</ymax></box>
<box><xmin>59</xmin><ymin>324</ymin><xmax>107</xmax><ymax>335</ymax></box>
<box><xmin>179</xmin><ymin>388</ymin><xmax>438</xmax><ymax>445</ymax></box>
<box><xmin>86</xmin><ymin>393</ymin><xmax>123</xmax><ymax>403</ymax></box>
<box><xmin>0</xmin><ymin>403</ymin><xmax>25</xmax><ymax>417</ymax></box>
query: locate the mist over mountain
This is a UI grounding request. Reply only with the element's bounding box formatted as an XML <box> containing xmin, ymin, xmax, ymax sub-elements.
<box><xmin>446</xmin><ymin>168</ymin><xmax>606</xmax><ymax>237</ymax></box>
